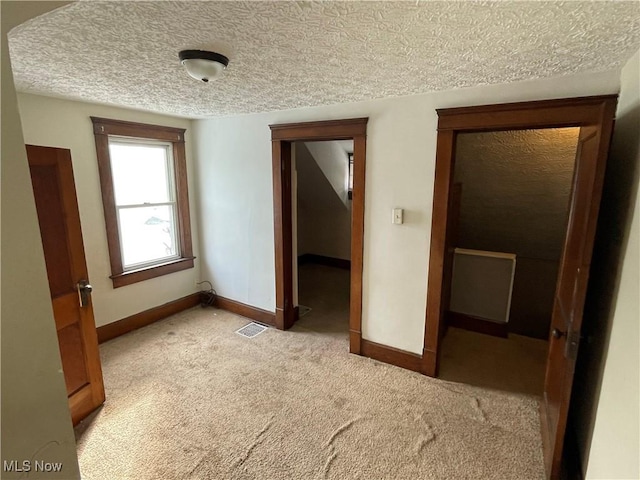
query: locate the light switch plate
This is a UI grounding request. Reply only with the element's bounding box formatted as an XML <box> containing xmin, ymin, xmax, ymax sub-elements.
<box><xmin>392</xmin><ymin>208</ymin><xmax>404</xmax><ymax>224</ymax></box>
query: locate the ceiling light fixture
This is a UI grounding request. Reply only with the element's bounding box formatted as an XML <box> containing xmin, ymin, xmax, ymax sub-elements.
<box><xmin>179</xmin><ymin>50</ymin><xmax>229</xmax><ymax>83</ymax></box>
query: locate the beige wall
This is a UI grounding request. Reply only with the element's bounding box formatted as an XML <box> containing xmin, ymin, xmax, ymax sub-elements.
<box><xmin>304</xmin><ymin>140</ymin><xmax>352</xmax><ymax>208</ymax></box>
<box><xmin>454</xmin><ymin>129</ymin><xmax>579</xmax><ymax>338</ymax></box>
<box><xmin>194</xmin><ymin>69</ymin><xmax>620</xmax><ymax>354</ymax></box>
<box><xmin>297</xmin><ymin>142</ymin><xmax>351</xmax><ymax>261</ymax></box>
<box><xmin>1</xmin><ymin>2</ymin><xmax>81</xmax><ymax>478</ymax></box>
<box><xmin>17</xmin><ymin>93</ymin><xmax>200</xmax><ymax>327</ymax></box>
<box><xmin>2</xmin><ymin>4</ymin><xmax>637</xmax><ymax>479</ymax></box>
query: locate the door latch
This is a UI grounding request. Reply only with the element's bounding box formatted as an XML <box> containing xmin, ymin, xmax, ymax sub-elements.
<box><xmin>77</xmin><ymin>280</ymin><xmax>93</xmax><ymax>307</ymax></box>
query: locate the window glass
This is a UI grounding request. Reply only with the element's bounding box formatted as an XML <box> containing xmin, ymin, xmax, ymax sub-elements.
<box><xmin>109</xmin><ymin>139</ymin><xmax>179</xmax><ymax>270</ymax></box>
<box><xmin>118</xmin><ymin>205</ymin><xmax>178</xmax><ymax>267</ymax></box>
<box><xmin>109</xmin><ymin>142</ymin><xmax>172</xmax><ymax>205</ymax></box>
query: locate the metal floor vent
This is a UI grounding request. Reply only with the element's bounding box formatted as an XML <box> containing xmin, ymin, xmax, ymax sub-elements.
<box><xmin>235</xmin><ymin>322</ymin><xmax>267</xmax><ymax>338</ymax></box>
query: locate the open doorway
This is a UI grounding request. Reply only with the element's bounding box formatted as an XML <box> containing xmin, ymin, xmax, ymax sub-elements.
<box><xmin>438</xmin><ymin>128</ymin><xmax>580</xmax><ymax>397</ymax></box>
<box><xmin>269</xmin><ymin>118</ymin><xmax>368</xmax><ymax>355</ymax></box>
<box><xmin>294</xmin><ymin>140</ymin><xmax>353</xmax><ymax>336</ymax></box>
<box><xmin>422</xmin><ymin>96</ymin><xmax>617</xmax><ymax>479</ymax></box>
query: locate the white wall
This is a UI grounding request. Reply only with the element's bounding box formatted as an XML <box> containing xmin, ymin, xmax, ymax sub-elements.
<box><xmin>585</xmin><ymin>49</ymin><xmax>640</xmax><ymax>480</ymax></box>
<box><xmin>2</xmin><ymin>5</ymin><xmax>634</xmax><ymax>478</ymax></box>
<box><xmin>194</xmin><ymin>69</ymin><xmax>620</xmax><ymax>354</ymax></box>
<box><xmin>305</xmin><ymin>140</ymin><xmax>352</xmax><ymax>207</ymax></box>
<box><xmin>297</xmin><ymin>142</ymin><xmax>351</xmax><ymax>260</ymax></box>
<box><xmin>1</xmin><ymin>2</ymin><xmax>80</xmax><ymax>478</ymax></box>
<box><xmin>17</xmin><ymin>93</ymin><xmax>200</xmax><ymax>327</ymax></box>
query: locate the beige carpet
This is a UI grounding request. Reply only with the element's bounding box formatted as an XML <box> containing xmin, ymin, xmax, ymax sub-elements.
<box><xmin>439</xmin><ymin>327</ymin><xmax>549</xmax><ymax>397</ymax></box>
<box><xmin>76</xmin><ymin>265</ymin><xmax>545</xmax><ymax>479</ymax></box>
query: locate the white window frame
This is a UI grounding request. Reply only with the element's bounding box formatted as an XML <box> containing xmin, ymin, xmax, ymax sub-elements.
<box><xmin>108</xmin><ymin>136</ymin><xmax>181</xmax><ymax>271</ymax></box>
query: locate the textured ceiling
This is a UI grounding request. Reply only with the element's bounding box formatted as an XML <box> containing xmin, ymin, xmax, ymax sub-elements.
<box><xmin>8</xmin><ymin>1</ymin><xmax>640</xmax><ymax>118</ymax></box>
<box><xmin>455</xmin><ymin>128</ymin><xmax>579</xmax><ymax>261</ymax></box>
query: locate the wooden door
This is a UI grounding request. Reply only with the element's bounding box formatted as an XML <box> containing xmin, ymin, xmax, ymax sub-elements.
<box><xmin>27</xmin><ymin>145</ymin><xmax>105</xmax><ymax>425</ymax></box>
<box><xmin>541</xmin><ymin>125</ymin><xmax>608</xmax><ymax>478</ymax></box>
<box><xmin>423</xmin><ymin>96</ymin><xmax>616</xmax><ymax>478</ymax></box>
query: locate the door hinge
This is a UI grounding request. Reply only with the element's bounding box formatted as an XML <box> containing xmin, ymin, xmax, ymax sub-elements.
<box><xmin>565</xmin><ymin>330</ymin><xmax>580</xmax><ymax>361</ymax></box>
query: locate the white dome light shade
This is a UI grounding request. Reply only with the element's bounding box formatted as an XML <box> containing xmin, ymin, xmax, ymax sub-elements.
<box><xmin>179</xmin><ymin>50</ymin><xmax>229</xmax><ymax>83</ymax></box>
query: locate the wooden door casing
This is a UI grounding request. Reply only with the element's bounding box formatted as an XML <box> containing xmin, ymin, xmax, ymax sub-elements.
<box><xmin>422</xmin><ymin>96</ymin><xmax>618</xmax><ymax>478</ymax></box>
<box><xmin>27</xmin><ymin>145</ymin><xmax>105</xmax><ymax>425</ymax></box>
<box><xmin>269</xmin><ymin>118</ymin><xmax>368</xmax><ymax>357</ymax></box>
<box><xmin>440</xmin><ymin>182</ymin><xmax>462</xmax><ymax>339</ymax></box>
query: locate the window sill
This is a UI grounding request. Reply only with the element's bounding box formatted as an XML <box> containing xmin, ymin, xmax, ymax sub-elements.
<box><xmin>110</xmin><ymin>256</ymin><xmax>195</xmax><ymax>288</ymax></box>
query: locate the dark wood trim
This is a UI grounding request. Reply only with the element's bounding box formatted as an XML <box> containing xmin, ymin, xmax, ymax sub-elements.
<box><xmin>361</xmin><ymin>339</ymin><xmax>423</xmax><ymax>373</ymax></box>
<box><xmin>423</xmin><ymin>95</ymin><xmax>619</xmax><ymax>378</ymax></box>
<box><xmin>93</xmin><ymin>132</ymin><xmax>123</xmax><ymax>277</ymax></box>
<box><xmin>270</xmin><ymin>118</ymin><xmax>368</xmax><ymax>360</ymax></box>
<box><xmin>110</xmin><ymin>257</ymin><xmax>195</xmax><ymax>288</ymax></box>
<box><xmin>298</xmin><ymin>253</ymin><xmax>351</xmax><ymax>270</ymax></box>
<box><xmin>436</xmin><ymin>95</ymin><xmax>617</xmax><ymax>118</ymax></box>
<box><xmin>173</xmin><ymin>140</ymin><xmax>194</xmax><ymax>260</ymax></box>
<box><xmin>97</xmin><ymin>293</ymin><xmax>277</xmax><ymax>343</ymax></box>
<box><xmin>215</xmin><ymin>296</ymin><xmax>277</xmax><ymax>327</ymax></box>
<box><xmin>421</xmin><ymin>349</ymin><xmax>437</xmax><ymax>377</ymax></box>
<box><xmin>436</xmin><ymin>95</ymin><xmax>618</xmax><ymax>132</ymax></box>
<box><xmin>423</xmin><ymin>95</ymin><xmax>618</xmax><ymax>480</ymax></box>
<box><xmin>97</xmin><ymin>293</ymin><xmax>200</xmax><ymax>343</ymax></box>
<box><xmin>270</xmin><ymin>118</ymin><xmax>368</xmax><ymax>141</ymax></box>
<box><xmin>446</xmin><ymin>311</ymin><xmax>509</xmax><ymax>338</ymax></box>
<box><xmin>423</xmin><ymin>128</ymin><xmax>456</xmax><ymax>377</ymax></box>
<box><xmin>91</xmin><ymin>117</ymin><xmax>185</xmax><ymax>142</ymax></box>
<box><xmin>91</xmin><ymin>117</ymin><xmax>194</xmax><ymax>288</ymax></box>
<box><xmin>271</xmin><ymin>140</ymin><xmax>294</xmax><ymax>330</ymax></box>
<box><xmin>349</xmin><ymin>329</ymin><xmax>361</xmax><ymax>355</ymax></box>
<box><xmin>349</xmin><ymin>134</ymin><xmax>367</xmax><ymax>356</ymax></box>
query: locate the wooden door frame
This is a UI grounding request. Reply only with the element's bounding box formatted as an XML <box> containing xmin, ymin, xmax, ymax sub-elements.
<box><xmin>422</xmin><ymin>94</ymin><xmax>617</xmax><ymax>375</ymax></box>
<box><xmin>422</xmin><ymin>95</ymin><xmax>617</xmax><ymax>477</ymax></box>
<box><xmin>270</xmin><ymin>118</ymin><xmax>368</xmax><ymax>354</ymax></box>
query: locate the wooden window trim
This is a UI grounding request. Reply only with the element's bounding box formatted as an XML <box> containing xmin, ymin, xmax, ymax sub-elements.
<box><xmin>91</xmin><ymin>117</ymin><xmax>194</xmax><ymax>288</ymax></box>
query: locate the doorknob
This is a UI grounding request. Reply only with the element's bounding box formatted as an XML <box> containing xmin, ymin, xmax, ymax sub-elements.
<box><xmin>77</xmin><ymin>280</ymin><xmax>92</xmax><ymax>307</ymax></box>
<box><xmin>552</xmin><ymin>328</ymin><xmax>567</xmax><ymax>339</ymax></box>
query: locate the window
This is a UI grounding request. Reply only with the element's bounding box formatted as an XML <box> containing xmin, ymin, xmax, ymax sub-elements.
<box><xmin>92</xmin><ymin>117</ymin><xmax>194</xmax><ymax>288</ymax></box>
